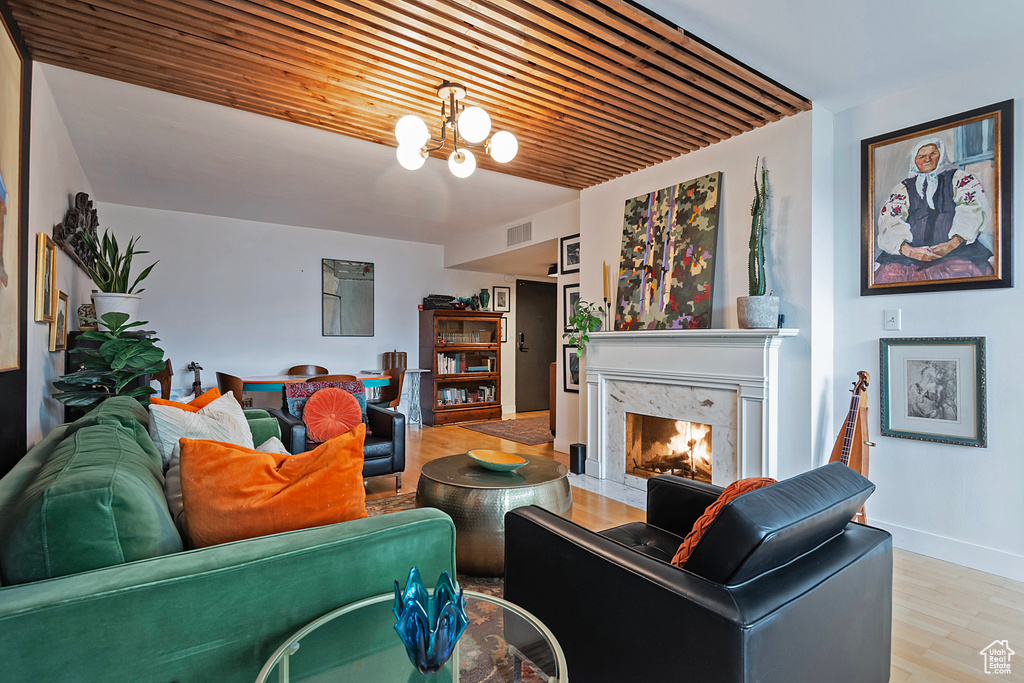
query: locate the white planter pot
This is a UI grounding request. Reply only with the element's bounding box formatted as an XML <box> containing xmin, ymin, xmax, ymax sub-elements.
<box><xmin>737</xmin><ymin>295</ymin><xmax>780</xmax><ymax>329</ymax></box>
<box><xmin>91</xmin><ymin>292</ymin><xmax>141</xmax><ymax>330</ymax></box>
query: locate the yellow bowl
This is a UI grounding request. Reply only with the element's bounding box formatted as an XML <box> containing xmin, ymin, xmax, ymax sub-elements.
<box><xmin>467</xmin><ymin>449</ymin><xmax>528</xmax><ymax>471</ymax></box>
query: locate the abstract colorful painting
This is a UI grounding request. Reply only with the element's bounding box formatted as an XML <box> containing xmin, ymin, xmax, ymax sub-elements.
<box><xmin>614</xmin><ymin>172</ymin><xmax>722</xmax><ymax>330</ymax></box>
<box><xmin>0</xmin><ymin>12</ymin><xmax>24</xmax><ymax>372</ymax></box>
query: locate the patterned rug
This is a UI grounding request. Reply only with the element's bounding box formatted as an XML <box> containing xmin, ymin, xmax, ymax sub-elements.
<box><xmin>366</xmin><ymin>494</ymin><xmax>551</xmax><ymax>681</ymax></box>
<box><xmin>458</xmin><ymin>416</ymin><xmax>553</xmax><ymax>446</ymax></box>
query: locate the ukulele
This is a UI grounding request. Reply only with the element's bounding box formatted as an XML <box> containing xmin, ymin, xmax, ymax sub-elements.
<box><xmin>829</xmin><ymin>371</ymin><xmax>875</xmax><ymax>524</ymax></box>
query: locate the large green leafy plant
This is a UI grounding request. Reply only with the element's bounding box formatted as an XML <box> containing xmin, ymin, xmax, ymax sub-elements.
<box><xmin>81</xmin><ymin>228</ymin><xmax>158</xmax><ymax>293</ymax></box>
<box><xmin>52</xmin><ymin>312</ymin><xmax>166</xmax><ymax>412</ymax></box>
<box><xmin>562</xmin><ymin>299</ymin><xmax>603</xmax><ymax>351</ymax></box>
<box><xmin>748</xmin><ymin>157</ymin><xmax>770</xmax><ymax>296</ymax></box>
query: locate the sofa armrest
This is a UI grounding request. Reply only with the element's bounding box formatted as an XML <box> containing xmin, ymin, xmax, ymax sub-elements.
<box><xmin>646</xmin><ymin>474</ymin><xmax>723</xmax><ymax>537</ymax></box>
<box><xmin>268</xmin><ymin>407</ymin><xmax>306</xmax><ymax>454</ymax></box>
<box><xmin>0</xmin><ymin>508</ymin><xmax>456</xmax><ymax>682</ymax></box>
<box><xmin>367</xmin><ymin>405</ymin><xmax>405</xmax><ymax>472</ymax></box>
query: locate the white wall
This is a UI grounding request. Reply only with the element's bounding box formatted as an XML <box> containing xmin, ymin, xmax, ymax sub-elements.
<box><xmin>574</xmin><ymin>111</ymin><xmax>834</xmax><ymax>478</ymax></box>
<box><xmin>833</xmin><ymin>50</ymin><xmax>1024</xmax><ymax>581</ymax></box>
<box><xmin>26</xmin><ymin>65</ymin><xmax>93</xmax><ymax>446</ymax></box>
<box><xmin>94</xmin><ymin>204</ymin><xmax>507</xmax><ymax>410</ymax></box>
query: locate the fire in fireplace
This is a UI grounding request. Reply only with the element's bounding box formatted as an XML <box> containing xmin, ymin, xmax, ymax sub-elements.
<box><xmin>625</xmin><ymin>413</ymin><xmax>712</xmax><ymax>483</ymax></box>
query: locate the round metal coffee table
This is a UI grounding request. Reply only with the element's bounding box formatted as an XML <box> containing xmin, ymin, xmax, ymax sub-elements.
<box><xmin>416</xmin><ymin>453</ymin><xmax>572</xmax><ymax>576</ymax></box>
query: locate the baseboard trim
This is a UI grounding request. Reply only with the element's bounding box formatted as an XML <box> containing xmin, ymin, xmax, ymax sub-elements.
<box><xmin>872</xmin><ymin>518</ymin><xmax>1024</xmax><ymax>583</ymax></box>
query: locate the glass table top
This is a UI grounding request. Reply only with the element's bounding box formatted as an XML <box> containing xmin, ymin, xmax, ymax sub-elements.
<box><xmin>256</xmin><ymin>590</ymin><xmax>567</xmax><ymax>682</ymax></box>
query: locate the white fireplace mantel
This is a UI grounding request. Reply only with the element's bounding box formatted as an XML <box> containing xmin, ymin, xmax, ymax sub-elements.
<box><xmin>582</xmin><ymin>328</ymin><xmax>797</xmax><ymax>496</ymax></box>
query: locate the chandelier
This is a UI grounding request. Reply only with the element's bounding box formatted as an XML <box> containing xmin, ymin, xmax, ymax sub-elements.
<box><xmin>394</xmin><ymin>81</ymin><xmax>518</xmax><ymax>178</ymax></box>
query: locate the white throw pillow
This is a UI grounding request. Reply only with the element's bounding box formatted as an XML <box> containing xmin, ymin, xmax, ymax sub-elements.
<box><xmin>150</xmin><ymin>391</ymin><xmax>254</xmax><ymax>468</ymax></box>
<box><xmin>256</xmin><ymin>436</ymin><xmax>291</xmax><ymax>456</ymax></box>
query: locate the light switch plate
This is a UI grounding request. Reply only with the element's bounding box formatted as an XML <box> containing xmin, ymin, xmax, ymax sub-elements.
<box><xmin>884</xmin><ymin>309</ymin><xmax>901</xmax><ymax>331</ymax></box>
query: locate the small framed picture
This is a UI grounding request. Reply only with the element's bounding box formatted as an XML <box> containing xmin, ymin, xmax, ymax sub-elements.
<box><xmin>492</xmin><ymin>286</ymin><xmax>510</xmax><ymax>312</ymax></box>
<box><xmin>563</xmin><ymin>344</ymin><xmax>580</xmax><ymax>393</ymax></box>
<box><xmin>879</xmin><ymin>337</ymin><xmax>986</xmax><ymax>447</ymax></box>
<box><xmin>49</xmin><ymin>291</ymin><xmax>68</xmax><ymax>352</ymax></box>
<box><xmin>563</xmin><ymin>283</ymin><xmax>580</xmax><ymax>332</ymax></box>
<box><xmin>500</xmin><ymin>316</ymin><xmax>507</xmax><ymax>343</ymax></box>
<box><xmin>560</xmin><ymin>234</ymin><xmax>581</xmax><ymax>275</ymax></box>
<box><xmin>861</xmin><ymin>100</ymin><xmax>1012</xmax><ymax>295</ymax></box>
<box><xmin>35</xmin><ymin>233</ymin><xmax>57</xmax><ymax>322</ymax></box>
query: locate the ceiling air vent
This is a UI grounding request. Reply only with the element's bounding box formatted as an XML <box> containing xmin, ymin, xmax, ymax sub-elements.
<box><xmin>506</xmin><ymin>222</ymin><xmax>533</xmax><ymax>247</ymax></box>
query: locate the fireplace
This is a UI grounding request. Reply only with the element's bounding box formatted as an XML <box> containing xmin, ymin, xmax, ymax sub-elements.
<box><xmin>626</xmin><ymin>414</ymin><xmax>712</xmax><ymax>483</ymax></box>
<box><xmin>573</xmin><ymin>328</ymin><xmax>795</xmax><ymax>507</ymax></box>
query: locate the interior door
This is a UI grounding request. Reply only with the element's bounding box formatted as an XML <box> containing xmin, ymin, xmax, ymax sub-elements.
<box><xmin>515</xmin><ymin>279</ymin><xmax>557</xmax><ymax>412</ymax></box>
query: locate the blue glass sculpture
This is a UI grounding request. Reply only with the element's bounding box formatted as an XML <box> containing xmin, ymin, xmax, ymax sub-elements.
<box><xmin>393</xmin><ymin>567</ymin><xmax>469</xmax><ymax>674</ymax></box>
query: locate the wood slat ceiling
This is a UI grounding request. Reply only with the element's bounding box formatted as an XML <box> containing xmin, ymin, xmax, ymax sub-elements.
<box><xmin>8</xmin><ymin>0</ymin><xmax>811</xmax><ymax>190</ymax></box>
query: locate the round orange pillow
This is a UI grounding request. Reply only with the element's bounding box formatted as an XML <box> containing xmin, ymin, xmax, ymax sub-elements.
<box><xmin>302</xmin><ymin>388</ymin><xmax>364</xmax><ymax>443</ymax></box>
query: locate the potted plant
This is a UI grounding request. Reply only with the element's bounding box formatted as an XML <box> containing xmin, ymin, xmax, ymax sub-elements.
<box><xmin>51</xmin><ymin>312</ymin><xmax>166</xmax><ymax>413</ymax></box>
<box><xmin>82</xmin><ymin>228</ymin><xmax>158</xmax><ymax>330</ymax></box>
<box><xmin>563</xmin><ymin>299</ymin><xmax>603</xmax><ymax>351</ymax></box>
<box><xmin>737</xmin><ymin>158</ymin><xmax>780</xmax><ymax>328</ymax></box>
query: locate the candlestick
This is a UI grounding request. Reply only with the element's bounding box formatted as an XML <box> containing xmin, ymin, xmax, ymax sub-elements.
<box><xmin>603</xmin><ymin>261</ymin><xmax>608</xmax><ymax>300</ymax></box>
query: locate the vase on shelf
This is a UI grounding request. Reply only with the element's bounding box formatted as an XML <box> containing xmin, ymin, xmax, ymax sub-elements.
<box><xmin>479</xmin><ymin>288</ymin><xmax>490</xmax><ymax>310</ymax></box>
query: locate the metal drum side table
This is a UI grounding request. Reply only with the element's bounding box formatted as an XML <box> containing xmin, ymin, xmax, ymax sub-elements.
<box><xmin>416</xmin><ymin>453</ymin><xmax>572</xmax><ymax>576</ymax></box>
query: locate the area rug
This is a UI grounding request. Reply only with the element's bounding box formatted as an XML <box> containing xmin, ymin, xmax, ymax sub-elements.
<box><xmin>366</xmin><ymin>494</ymin><xmax>550</xmax><ymax>681</ymax></box>
<box><xmin>458</xmin><ymin>416</ymin><xmax>553</xmax><ymax>446</ymax></box>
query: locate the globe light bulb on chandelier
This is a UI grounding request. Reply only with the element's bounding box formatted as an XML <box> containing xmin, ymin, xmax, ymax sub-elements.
<box><xmin>393</xmin><ymin>81</ymin><xmax>517</xmax><ymax>178</ymax></box>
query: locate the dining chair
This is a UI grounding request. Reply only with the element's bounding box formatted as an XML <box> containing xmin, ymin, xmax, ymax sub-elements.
<box><xmin>368</xmin><ymin>367</ymin><xmax>404</xmax><ymax>409</ymax></box>
<box><xmin>151</xmin><ymin>359</ymin><xmax>173</xmax><ymax>400</ymax></box>
<box><xmin>287</xmin><ymin>364</ymin><xmax>328</xmax><ymax>376</ymax></box>
<box><xmin>216</xmin><ymin>372</ymin><xmax>246</xmax><ymax>408</ymax></box>
<box><xmin>307</xmin><ymin>374</ymin><xmax>357</xmax><ymax>382</ymax></box>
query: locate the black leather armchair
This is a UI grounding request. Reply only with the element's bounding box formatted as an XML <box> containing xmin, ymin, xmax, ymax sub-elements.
<box><xmin>268</xmin><ymin>405</ymin><xmax>406</xmax><ymax>491</ymax></box>
<box><xmin>504</xmin><ymin>463</ymin><xmax>893</xmax><ymax>683</ymax></box>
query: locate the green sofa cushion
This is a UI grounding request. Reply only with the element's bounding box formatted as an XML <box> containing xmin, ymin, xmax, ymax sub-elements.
<box><xmin>244</xmin><ymin>409</ymin><xmax>281</xmax><ymax>447</ymax></box>
<box><xmin>0</xmin><ymin>421</ymin><xmax>183</xmax><ymax>585</ymax></box>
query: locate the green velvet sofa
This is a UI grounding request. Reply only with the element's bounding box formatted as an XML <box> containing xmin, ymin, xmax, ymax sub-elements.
<box><xmin>0</xmin><ymin>397</ymin><xmax>456</xmax><ymax>682</ymax></box>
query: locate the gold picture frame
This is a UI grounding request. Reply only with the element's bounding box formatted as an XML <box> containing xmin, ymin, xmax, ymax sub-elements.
<box><xmin>35</xmin><ymin>233</ymin><xmax>57</xmax><ymax>322</ymax></box>
<box><xmin>49</xmin><ymin>291</ymin><xmax>68</xmax><ymax>352</ymax></box>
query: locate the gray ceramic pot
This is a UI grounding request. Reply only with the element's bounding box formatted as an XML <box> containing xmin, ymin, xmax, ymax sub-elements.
<box><xmin>737</xmin><ymin>295</ymin><xmax>780</xmax><ymax>329</ymax></box>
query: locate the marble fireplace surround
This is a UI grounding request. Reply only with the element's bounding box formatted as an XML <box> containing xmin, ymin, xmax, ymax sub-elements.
<box><xmin>577</xmin><ymin>329</ymin><xmax>797</xmax><ymax>507</ymax></box>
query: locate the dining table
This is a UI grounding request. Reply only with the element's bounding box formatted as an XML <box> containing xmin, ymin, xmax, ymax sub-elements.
<box><xmin>240</xmin><ymin>374</ymin><xmax>390</xmax><ymax>393</ymax></box>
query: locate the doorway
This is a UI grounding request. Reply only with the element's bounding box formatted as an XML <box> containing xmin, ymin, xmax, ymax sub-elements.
<box><xmin>515</xmin><ymin>279</ymin><xmax>557</xmax><ymax>412</ymax></box>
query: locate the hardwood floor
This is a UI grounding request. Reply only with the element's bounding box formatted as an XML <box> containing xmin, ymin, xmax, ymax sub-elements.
<box><xmin>379</xmin><ymin>412</ymin><xmax>1024</xmax><ymax>681</ymax></box>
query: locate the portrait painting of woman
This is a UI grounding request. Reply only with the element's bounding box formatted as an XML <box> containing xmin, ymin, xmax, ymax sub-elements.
<box><xmin>861</xmin><ymin>101</ymin><xmax>1012</xmax><ymax>295</ymax></box>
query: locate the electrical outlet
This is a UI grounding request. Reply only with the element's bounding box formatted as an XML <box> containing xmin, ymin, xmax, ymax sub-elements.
<box><xmin>883</xmin><ymin>309</ymin><xmax>901</xmax><ymax>331</ymax></box>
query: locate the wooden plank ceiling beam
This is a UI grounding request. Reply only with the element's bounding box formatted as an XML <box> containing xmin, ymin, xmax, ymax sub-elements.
<box><xmin>8</xmin><ymin>0</ymin><xmax>811</xmax><ymax>190</ymax></box>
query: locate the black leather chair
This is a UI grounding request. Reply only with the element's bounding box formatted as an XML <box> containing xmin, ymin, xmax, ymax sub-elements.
<box><xmin>268</xmin><ymin>405</ymin><xmax>406</xmax><ymax>492</ymax></box>
<box><xmin>504</xmin><ymin>463</ymin><xmax>893</xmax><ymax>683</ymax></box>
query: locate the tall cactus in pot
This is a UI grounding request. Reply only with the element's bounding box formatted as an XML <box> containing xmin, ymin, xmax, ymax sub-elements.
<box><xmin>748</xmin><ymin>157</ymin><xmax>769</xmax><ymax>296</ymax></box>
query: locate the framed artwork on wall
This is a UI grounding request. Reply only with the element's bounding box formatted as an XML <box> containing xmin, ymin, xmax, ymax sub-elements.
<box><xmin>563</xmin><ymin>344</ymin><xmax>580</xmax><ymax>393</ymax></box>
<box><xmin>492</xmin><ymin>286</ymin><xmax>510</xmax><ymax>312</ymax></box>
<box><xmin>34</xmin><ymin>233</ymin><xmax>56</xmax><ymax>323</ymax></box>
<box><xmin>322</xmin><ymin>259</ymin><xmax>374</xmax><ymax>336</ymax></box>
<box><xmin>861</xmin><ymin>100</ymin><xmax>1013</xmax><ymax>295</ymax></box>
<box><xmin>562</xmin><ymin>283</ymin><xmax>580</xmax><ymax>332</ymax></box>
<box><xmin>49</xmin><ymin>291</ymin><xmax>68</xmax><ymax>352</ymax></box>
<box><xmin>500</xmin><ymin>316</ymin><xmax>507</xmax><ymax>343</ymax></box>
<box><xmin>879</xmin><ymin>337</ymin><xmax>986</xmax><ymax>447</ymax></box>
<box><xmin>0</xmin><ymin>10</ymin><xmax>25</xmax><ymax>372</ymax></box>
<box><xmin>614</xmin><ymin>172</ymin><xmax>722</xmax><ymax>330</ymax></box>
<box><xmin>559</xmin><ymin>234</ymin><xmax>580</xmax><ymax>275</ymax></box>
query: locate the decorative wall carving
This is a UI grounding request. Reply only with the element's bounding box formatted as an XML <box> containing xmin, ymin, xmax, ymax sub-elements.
<box><xmin>52</xmin><ymin>192</ymin><xmax>98</xmax><ymax>274</ymax></box>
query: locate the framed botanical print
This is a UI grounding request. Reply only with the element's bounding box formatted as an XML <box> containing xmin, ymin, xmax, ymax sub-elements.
<box><xmin>35</xmin><ymin>233</ymin><xmax>56</xmax><ymax>323</ymax></box>
<box><xmin>562</xmin><ymin>283</ymin><xmax>580</xmax><ymax>333</ymax></box>
<box><xmin>861</xmin><ymin>100</ymin><xmax>1012</xmax><ymax>295</ymax></box>
<box><xmin>563</xmin><ymin>344</ymin><xmax>580</xmax><ymax>393</ymax></box>
<box><xmin>879</xmin><ymin>337</ymin><xmax>986</xmax><ymax>447</ymax></box>
<box><xmin>560</xmin><ymin>233</ymin><xmax>580</xmax><ymax>275</ymax></box>
<box><xmin>49</xmin><ymin>291</ymin><xmax>68</xmax><ymax>352</ymax></box>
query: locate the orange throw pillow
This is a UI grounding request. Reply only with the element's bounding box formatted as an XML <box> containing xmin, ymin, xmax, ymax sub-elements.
<box><xmin>150</xmin><ymin>387</ymin><xmax>222</xmax><ymax>413</ymax></box>
<box><xmin>302</xmin><ymin>388</ymin><xmax>363</xmax><ymax>443</ymax></box>
<box><xmin>671</xmin><ymin>477</ymin><xmax>776</xmax><ymax>567</ymax></box>
<box><xmin>179</xmin><ymin>424</ymin><xmax>367</xmax><ymax>548</ymax></box>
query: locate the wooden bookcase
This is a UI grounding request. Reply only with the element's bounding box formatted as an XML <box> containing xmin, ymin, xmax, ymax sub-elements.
<box><xmin>419</xmin><ymin>309</ymin><xmax>503</xmax><ymax>426</ymax></box>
